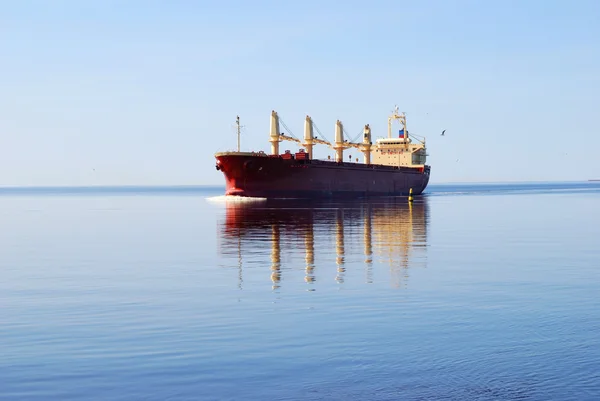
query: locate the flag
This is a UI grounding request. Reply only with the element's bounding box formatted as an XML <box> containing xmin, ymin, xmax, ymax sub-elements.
<box><xmin>398</xmin><ymin>129</ymin><xmax>405</xmax><ymax>138</ymax></box>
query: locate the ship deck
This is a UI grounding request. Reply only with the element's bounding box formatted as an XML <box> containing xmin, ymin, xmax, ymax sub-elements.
<box><xmin>214</xmin><ymin>151</ymin><xmax>428</xmax><ymax>173</ymax></box>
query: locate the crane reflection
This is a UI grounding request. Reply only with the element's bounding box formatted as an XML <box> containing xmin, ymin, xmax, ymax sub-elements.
<box><xmin>217</xmin><ymin>197</ymin><xmax>429</xmax><ymax>289</ymax></box>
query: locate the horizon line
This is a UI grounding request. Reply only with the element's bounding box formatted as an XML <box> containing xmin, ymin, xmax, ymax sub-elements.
<box><xmin>0</xmin><ymin>179</ymin><xmax>598</xmax><ymax>190</ymax></box>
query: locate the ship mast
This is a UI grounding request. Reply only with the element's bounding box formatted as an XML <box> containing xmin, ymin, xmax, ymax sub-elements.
<box><xmin>236</xmin><ymin>115</ymin><xmax>241</xmax><ymax>152</ymax></box>
<box><xmin>387</xmin><ymin>105</ymin><xmax>407</xmax><ymax>140</ymax></box>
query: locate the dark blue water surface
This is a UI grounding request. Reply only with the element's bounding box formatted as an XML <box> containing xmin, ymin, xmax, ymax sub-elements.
<box><xmin>2</xmin><ymin>182</ymin><xmax>600</xmax><ymax>400</ymax></box>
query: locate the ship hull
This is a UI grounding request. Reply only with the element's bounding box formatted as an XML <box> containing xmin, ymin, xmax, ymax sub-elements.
<box><xmin>215</xmin><ymin>153</ymin><xmax>430</xmax><ymax>199</ymax></box>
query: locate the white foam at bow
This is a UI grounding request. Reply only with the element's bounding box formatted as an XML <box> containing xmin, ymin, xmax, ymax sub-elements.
<box><xmin>205</xmin><ymin>195</ymin><xmax>267</xmax><ymax>204</ymax></box>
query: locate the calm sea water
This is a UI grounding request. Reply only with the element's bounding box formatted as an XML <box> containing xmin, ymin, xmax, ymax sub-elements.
<box><xmin>2</xmin><ymin>182</ymin><xmax>600</xmax><ymax>400</ymax></box>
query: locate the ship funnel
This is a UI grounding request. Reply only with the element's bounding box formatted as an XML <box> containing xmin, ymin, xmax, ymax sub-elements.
<box><xmin>362</xmin><ymin>124</ymin><xmax>372</xmax><ymax>165</ymax></box>
<box><xmin>269</xmin><ymin>110</ymin><xmax>281</xmax><ymax>156</ymax></box>
<box><xmin>334</xmin><ymin>119</ymin><xmax>344</xmax><ymax>163</ymax></box>
<box><xmin>303</xmin><ymin>115</ymin><xmax>314</xmax><ymax>160</ymax></box>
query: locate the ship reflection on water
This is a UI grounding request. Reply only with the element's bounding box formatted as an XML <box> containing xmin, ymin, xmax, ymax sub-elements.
<box><xmin>217</xmin><ymin>197</ymin><xmax>429</xmax><ymax>289</ymax></box>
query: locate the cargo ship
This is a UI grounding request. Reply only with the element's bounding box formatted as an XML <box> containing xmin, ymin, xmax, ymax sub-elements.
<box><xmin>214</xmin><ymin>106</ymin><xmax>431</xmax><ymax>198</ymax></box>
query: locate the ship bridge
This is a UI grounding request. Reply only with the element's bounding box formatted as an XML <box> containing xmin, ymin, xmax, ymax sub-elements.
<box><xmin>373</xmin><ymin>126</ymin><xmax>427</xmax><ymax>167</ymax></box>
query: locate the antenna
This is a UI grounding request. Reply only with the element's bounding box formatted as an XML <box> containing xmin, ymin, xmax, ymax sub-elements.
<box><xmin>387</xmin><ymin>105</ymin><xmax>407</xmax><ymax>139</ymax></box>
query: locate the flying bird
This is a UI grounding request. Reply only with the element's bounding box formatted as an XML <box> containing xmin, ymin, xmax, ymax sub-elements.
<box><xmin>441</xmin><ymin>129</ymin><xmax>446</xmax><ymax>136</ymax></box>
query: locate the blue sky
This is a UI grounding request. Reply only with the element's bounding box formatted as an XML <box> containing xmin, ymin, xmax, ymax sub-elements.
<box><xmin>1</xmin><ymin>0</ymin><xmax>599</xmax><ymax>186</ymax></box>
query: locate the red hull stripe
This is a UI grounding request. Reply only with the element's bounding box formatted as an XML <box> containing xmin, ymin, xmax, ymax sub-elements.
<box><xmin>216</xmin><ymin>155</ymin><xmax>430</xmax><ymax>198</ymax></box>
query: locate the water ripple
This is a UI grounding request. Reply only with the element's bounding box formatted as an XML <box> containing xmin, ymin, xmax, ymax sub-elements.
<box><xmin>2</xmin><ymin>186</ymin><xmax>600</xmax><ymax>400</ymax></box>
